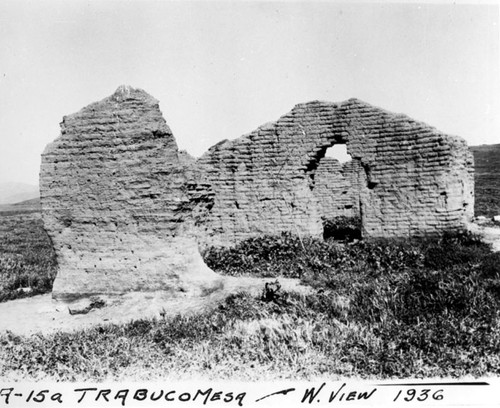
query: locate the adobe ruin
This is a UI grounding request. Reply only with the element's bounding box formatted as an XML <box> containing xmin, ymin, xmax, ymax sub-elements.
<box><xmin>40</xmin><ymin>86</ymin><xmax>474</xmax><ymax>299</ymax></box>
<box><xmin>40</xmin><ymin>86</ymin><xmax>222</xmax><ymax>300</ymax></box>
<box><xmin>193</xmin><ymin>99</ymin><xmax>474</xmax><ymax>247</ymax></box>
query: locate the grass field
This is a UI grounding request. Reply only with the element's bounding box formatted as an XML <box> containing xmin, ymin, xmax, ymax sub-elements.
<box><xmin>0</xmin><ymin>144</ymin><xmax>499</xmax><ymax>380</ymax></box>
<box><xmin>0</xmin><ymin>212</ymin><xmax>56</xmax><ymax>302</ymax></box>
<box><xmin>1</xmin><ymin>231</ymin><xmax>499</xmax><ymax>380</ymax></box>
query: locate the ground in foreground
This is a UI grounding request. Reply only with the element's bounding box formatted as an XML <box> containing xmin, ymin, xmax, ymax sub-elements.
<box><xmin>1</xmin><ymin>232</ymin><xmax>499</xmax><ymax>380</ymax></box>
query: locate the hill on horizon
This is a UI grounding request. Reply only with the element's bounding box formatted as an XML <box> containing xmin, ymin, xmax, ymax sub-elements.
<box><xmin>0</xmin><ymin>182</ymin><xmax>39</xmax><ymax>205</ymax></box>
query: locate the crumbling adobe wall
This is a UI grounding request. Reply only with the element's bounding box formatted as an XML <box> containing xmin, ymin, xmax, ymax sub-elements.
<box><xmin>40</xmin><ymin>86</ymin><xmax>220</xmax><ymax>300</ymax></box>
<box><xmin>343</xmin><ymin>99</ymin><xmax>474</xmax><ymax>238</ymax></box>
<box><xmin>40</xmin><ymin>87</ymin><xmax>474</xmax><ymax>299</ymax></box>
<box><xmin>195</xmin><ymin>99</ymin><xmax>474</xmax><ymax>246</ymax></box>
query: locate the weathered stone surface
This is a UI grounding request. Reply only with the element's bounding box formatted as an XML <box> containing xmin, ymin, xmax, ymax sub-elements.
<box><xmin>40</xmin><ymin>86</ymin><xmax>220</xmax><ymax>300</ymax></box>
<box><xmin>40</xmin><ymin>87</ymin><xmax>474</xmax><ymax>299</ymax></box>
<box><xmin>194</xmin><ymin>99</ymin><xmax>474</xmax><ymax>245</ymax></box>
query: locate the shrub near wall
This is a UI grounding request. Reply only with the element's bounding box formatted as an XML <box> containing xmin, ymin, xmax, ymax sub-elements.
<box><xmin>204</xmin><ymin>231</ymin><xmax>500</xmax><ymax>377</ymax></box>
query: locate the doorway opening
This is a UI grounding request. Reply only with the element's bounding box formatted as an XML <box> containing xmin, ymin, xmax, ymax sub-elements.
<box><xmin>313</xmin><ymin>144</ymin><xmax>362</xmax><ymax>241</ymax></box>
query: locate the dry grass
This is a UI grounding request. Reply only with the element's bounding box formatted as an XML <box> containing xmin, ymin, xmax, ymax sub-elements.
<box><xmin>0</xmin><ymin>212</ymin><xmax>56</xmax><ymax>302</ymax></box>
<box><xmin>1</xmin><ymin>232</ymin><xmax>499</xmax><ymax>381</ymax></box>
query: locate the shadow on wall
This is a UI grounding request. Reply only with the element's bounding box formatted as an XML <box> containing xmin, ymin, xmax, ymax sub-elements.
<box><xmin>322</xmin><ymin>216</ymin><xmax>362</xmax><ymax>241</ymax></box>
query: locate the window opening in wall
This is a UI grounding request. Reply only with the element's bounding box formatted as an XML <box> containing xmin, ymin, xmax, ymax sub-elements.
<box><xmin>320</xmin><ymin>144</ymin><xmax>362</xmax><ymax>241</ymax></box>
<box><xmin>325</xmin><ymin>144</ymin><xmax>351</xmax><ymax>165</ymax></box>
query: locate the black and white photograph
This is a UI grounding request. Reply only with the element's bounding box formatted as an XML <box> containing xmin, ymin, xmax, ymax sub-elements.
<box><xmin>0</xmin><ymin>0</ymin><xmax>499</xmax><ymax>406</ymax></box>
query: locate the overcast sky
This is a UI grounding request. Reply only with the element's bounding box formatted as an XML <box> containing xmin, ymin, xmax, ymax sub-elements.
<box><xmin>0</xmin><ymin>1</ymin><xmax>499</xmax><ymax>186</ymax></box>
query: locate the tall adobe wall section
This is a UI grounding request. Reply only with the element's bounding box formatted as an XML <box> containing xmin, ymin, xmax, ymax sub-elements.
<box><xmin>195</xmin><ymin>99</ymin><xmax>474</xmax><ymax>245</ymax></box>
<box><xmin>40</xmin><ymin>86</ymin><xmax>220</xmax><ymax>300</ymax></box>
<box><xmin>342</xmin><ymin>99</ymin><xmax>474</xmax><ymax>238</ymax></box>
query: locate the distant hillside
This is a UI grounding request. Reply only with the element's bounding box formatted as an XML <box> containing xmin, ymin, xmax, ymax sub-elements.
<box><xmin>0</xmin><ymin>197</ymin><xmax>41</xmax><ymax>215</ymax></box>
<box><xmin>470</xmin><ymin>144</ymin><xmax>500</xmax><ymax>218</ymax></box>
<box><xmin>0</xmin><ymin>182</ymin><xmax>39</xmax><ymax>205</ymax></box>
<box><xmin>12</xmin><ymin>197</ymin><xmax>41</xmax><ymax>207</ymax></box>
